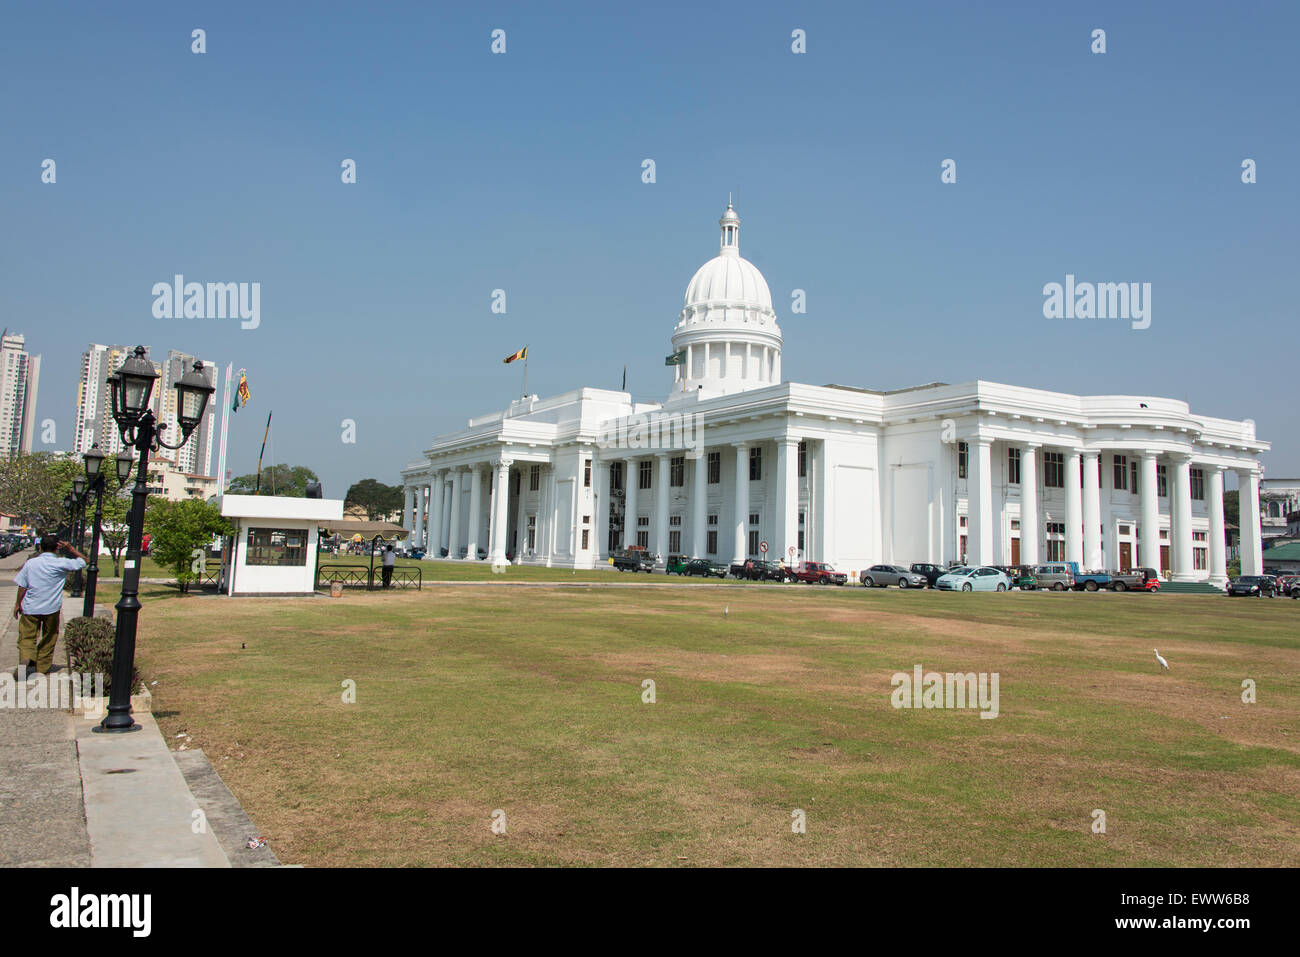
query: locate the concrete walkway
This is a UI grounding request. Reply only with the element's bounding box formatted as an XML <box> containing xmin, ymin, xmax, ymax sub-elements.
<box><xmin>0</xmin><ymin>561</ymin><xmax>255</xmax><ymax>867</ymax></box>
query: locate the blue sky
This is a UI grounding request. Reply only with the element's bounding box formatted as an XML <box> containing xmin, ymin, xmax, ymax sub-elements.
<box><xmin>3</xmin><ymin>0</ymin><xmax>1296</xmax><ymax>496</ymax></box>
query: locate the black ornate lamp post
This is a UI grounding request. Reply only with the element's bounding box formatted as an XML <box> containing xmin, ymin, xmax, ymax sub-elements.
<box><xmin>80</xmin><ymin>445</ymin><xmax>107</xmax><ymax>617</ymax></box>
<box><xmin>95</xmin><ymin>347</ymin><xmax>214</xmax><ymax>734</ymax></box>
<box><xmin>69</xmin><ymin>476</ymin><xmax>88</xmax><ymax>598</ymax></box>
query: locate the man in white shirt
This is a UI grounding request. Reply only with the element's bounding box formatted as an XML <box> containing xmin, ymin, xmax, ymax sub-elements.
<box><xmin>12</xmin><ymin>536</ymin><xmax>87</xmax><ymax>679</ymax></box>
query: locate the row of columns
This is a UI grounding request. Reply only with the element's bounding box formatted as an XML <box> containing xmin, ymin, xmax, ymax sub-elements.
<box><xmin>405</xmin><ymin>459</ymin><xmax>515</xmax><ymax>564</ymax></box>
<box><xmin>615</xmin><ymin>438</ymin><xmax>805</xmax><ymax>566</ymax></box>
<box><xmin>965</xmin><ymin>438</ymin><xmax>1261</xmax><ymax>583</ymax></box>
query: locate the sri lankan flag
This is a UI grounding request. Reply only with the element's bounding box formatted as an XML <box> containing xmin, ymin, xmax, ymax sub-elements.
<box><xmin>233</xmin><ymin>371</ymin><xmax>251</xmax><ymax>412</ymax></box>
<box><xmin>503</xmin><ymin>346</ymin><xmax>528</xmax><ymax>364</ymax></box>
<box><xmin>664</xmin><ymin>350</ymin><xmax>686</xmax><ymax>366</ymax></box>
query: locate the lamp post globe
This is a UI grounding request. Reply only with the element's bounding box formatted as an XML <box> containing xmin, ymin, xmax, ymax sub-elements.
<box><xmin>114</xmin><ymin>345</ymin><xmax>158</xmax><ymax>428</ymax></box>
<box><xmin>175</xmin><ymin>360</ymin><xmax>215</xmax><ymax>437</ymax></box>
<box><xmin>115</xmin><ymin>450</ymin><xmax>134</xmax><ymax>484</ymax></box>
<box><xmin>84</xmin><ymin>444</ymin><xmax>105</xmax><ymax>479</ymax></box>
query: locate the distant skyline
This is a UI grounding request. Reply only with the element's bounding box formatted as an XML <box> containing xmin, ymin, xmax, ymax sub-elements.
<box><xmin>4</xmin><ymin>0</ymin><xmax>1296</xmax><ymax>496</ymax></box>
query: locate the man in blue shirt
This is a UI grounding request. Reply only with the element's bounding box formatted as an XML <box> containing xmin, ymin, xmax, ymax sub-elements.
<box><xmin>12</xmin><ymin>536</ymin><xmax>87</xmax><ymax>679</ymax></box>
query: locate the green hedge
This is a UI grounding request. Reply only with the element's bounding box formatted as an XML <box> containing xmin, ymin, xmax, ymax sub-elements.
<box><xmin>62</xmin><ymin>616</ymin><xmax>142</xmax><ymax>695</ymax></box>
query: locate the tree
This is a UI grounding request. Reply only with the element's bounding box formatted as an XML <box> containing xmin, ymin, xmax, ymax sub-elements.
<box><xmin>144</xmin><ymin>497</ymin><xmax>233</xmax><ymax>593</ymax></box>
<box><xmin>95</xmin><ymin>474</ymin><xmax>134</xmax><ymax>576</ymax></box>
<box><xmin>0</xmin><ymin>451</ymin><xmax>81</xmax><ymax>532</ymax></box>
<box><xmin>227</xmin><ymin>464</ymin><xmax>319</xmax><ymax>497</ymax></box>
<box><xmin>1223</xmin><ymin>489</ymin><xmax>1239</xmax><ymax>528</ymax></box>
<box><xmin>345</xmin><ymin>478</ymin><xmax>404</xmax><ymax>520</ymax></box>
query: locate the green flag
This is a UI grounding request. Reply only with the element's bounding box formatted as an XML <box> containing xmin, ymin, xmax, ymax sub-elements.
<box><xmin>664</xmin><ymin>350</ymin><xmax>686</xmax><ymax>366</ymax></box>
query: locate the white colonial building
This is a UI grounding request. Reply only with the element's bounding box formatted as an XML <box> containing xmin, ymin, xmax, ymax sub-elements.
<box><xmin>401</xmin><ymin>203</ymin><xmax>1268</xmax><ymax>586</ymax></box>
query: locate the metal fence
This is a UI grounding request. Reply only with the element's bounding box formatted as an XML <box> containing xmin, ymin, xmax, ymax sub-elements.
<box><xmin>315</xmin><ymin>563</ymin><xmax>422</xmax><ymax>591</ymax></box>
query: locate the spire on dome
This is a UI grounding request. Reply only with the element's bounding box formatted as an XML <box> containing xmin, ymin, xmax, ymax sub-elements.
<box><xmin>718</xmin><ymin>199</ymin><xmax>740</xmax><ymax>254</ymax></box>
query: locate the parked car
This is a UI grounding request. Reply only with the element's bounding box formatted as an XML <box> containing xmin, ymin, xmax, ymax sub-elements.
<box><xmin>1011</xmin><ymin>569</ymin><xmax>1039</xmax><ymax>590</ymax></box>
<box><xmin>1108</xmin><ymin>568</ymin><xmax>1161</xmax><ymax>592</ymax></box>
<box><xmin>611</xmin><ymin>548</ymin><xmax>656</xmax><ymax>573</ymax></box>
<box><xmin>908</xmin><ymin>563</ymin><xmax>944</xmax><ymax>588</ymax></box>
<box><xmin>750</xmin><ymin>560</ymin><xmax>794</xmax><ymax>582</ymax></box>
<box><xmin>665</xmin><ymin>556</ymin><xmax>688</xmax><ymax>575</ymax></box>
<box><xmin>936</xmin><ymin>566</ymin><xmax>1012</xmax><ymax>592</ymax></box>
<box><xmin>1227</xmin><ymin>575</ymin><xmax>1275</xmax><ymax>597</ymax></box>
<box><xmin>792</xmin><ymin>562</ymin><xmax>848</xmax><ymax>585</ymax></box>
<box><xmin>408</xmin><ymin>547</ymin><xmax>427</xmax><ymax>560</ymax></box>
<box><xmin>1032</xmin><ymin>562</ymin><xmax>1077</xmax><ymax>591</ymax></box>
<box><xmin>1072</xmin><ymin>569</ymin><xmax>1112</xmax><ymax>592</ymax></box>
<box><xmin>860</xmin><ymin>564</ymin><xmax>927</xmax><ymax>588</ymax></box>
<box><xmin>682</xmin><ymin>558</ymin><xmax>728</xmax><ymax>578</ymax></box>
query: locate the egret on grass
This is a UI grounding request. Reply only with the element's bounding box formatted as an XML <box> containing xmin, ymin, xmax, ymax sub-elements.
<box><xmin>1154</xmin><ymin>649</ymin><xmax>1169</xmax><ymax>672</ymax></box>
<box><xmin>724</xmin><ymin>604</ymin><xmax>729</xmax><ymax>617</ymax></box>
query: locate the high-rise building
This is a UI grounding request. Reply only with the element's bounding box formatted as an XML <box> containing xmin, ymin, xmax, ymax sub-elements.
<box><xmin>74</xmin><ymin>345</ymin><xmax>213</xmax><ymax>473</ymax></box>
<box><xmin>0</xmin><ymin>332</ymin><xmax>41</xmax><ymax>458</ymax></box>
<box><xmin>156</xmin><ymin>351</ymin><xmax>217</xmax><ymax>477</ymax></box>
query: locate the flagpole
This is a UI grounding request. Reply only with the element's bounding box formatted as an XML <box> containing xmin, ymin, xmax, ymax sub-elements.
<box><xmin>215</xmin><ymin>362</ymin><xmax>234</xmax><ymax>502</ymax></box>
<box><xmin>522</xmin><ymin>351</ymin><xmax>528</xmax><ymax>399</ymax></box>
<box><xmin>255</xmin><ymin>411</ymin><xmax>272</xmax><ymax>495</ymax></box>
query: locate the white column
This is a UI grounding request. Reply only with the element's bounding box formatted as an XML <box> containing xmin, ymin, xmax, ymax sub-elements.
<box><xmin>1064</xmin><ymin>449</ymin><xmax>1083</xmax><ymax>566</ymax></box>
<box><xmin>1170</xmin><ymin>454</ymin><xmax>1195</xmax><ymax>582</ymax></box>
<box><xmin>447</xmin><ymin>469</ymin><xmax>464</xmax><ymax>559</ymax></box>
<box><xmin>733</xmin><ymin>443</ymin><xmax>749</xmax><ymax>564</ymax></box>
<box><xmin>1238</xmin><ymin>467</ymin><xmax>1262</xmax><ymax>576</ymax></box>
<box><xmin>440</xmin><ymin>478</ymin><xmax>452</xmax><ymax>553</ymax></box>
<box><xmin>412</xmin><ymin>484</ymin><xmax>425</xmax><ymax>549</ymax></box>
<box><xmin>968</xmin><ymin>437</ymin><xmax>993</xmax><ymax>566</ymax></box>
<box><xmin>1082</xmin><ymin>450</ymin><xmax>1102</xmax><ymax>569</ymax></box>
<box><xmin>654</xmin><ymin>453</ymin><xmax>670</xmax><ymax>562</ymax></box>
<box><xmin>775</xmin><ymin>437</ymin><xmax>799</xmax><ymax>565</ymax></box>
<box><xmin>623</xmin><ymin>457</ymin><xmax>639</xmax><ymax>550</ymax></box>
<box><xmin>488</xmin><ymin>459</ymin><xmax>511</xmax><ymax>565</ymax></box>
<box><xmin>1207</xmin><ymin>466</ymin><xmax>1227</xmax><ymax>588</ymax></box>
<box><xmin>1140</xmin><ymin>453</ymin><xmax>1160</xmax><ymax>573</ymax></box>
<box><xmin>404</xmin><ymin>486</ymin><xmax>416</xmax><ymax>536</ymax></box>
<box><xmin>465</xmin><ymin>465</ymin><xmax>484</xmax><ymax>559</ymax></box>
<box><xmin>598</xmin><ymin>459</ymin><xmax>612</xmax><ymax>560</ymax></box>
<box><xmin>691</xmin><ymin>449</ymin><xmax>707</xmax><ymax>558</ymax></box>
<box><xmin>1020</xmin><ymin>443</ymin><xmax>1040</xmax><ymax>566</ymax></box>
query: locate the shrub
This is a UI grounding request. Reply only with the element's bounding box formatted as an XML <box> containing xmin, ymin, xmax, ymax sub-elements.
<box><xmin>62</xmin><ymin>616</ymin><xmax>142</xmax><ymax>695</ymax></box>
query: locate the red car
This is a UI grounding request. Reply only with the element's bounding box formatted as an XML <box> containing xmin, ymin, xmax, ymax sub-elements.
<box><xmin>792</xmin><ymin>562</ymin><xmax>848</xmax><ymax>586</ymax></box>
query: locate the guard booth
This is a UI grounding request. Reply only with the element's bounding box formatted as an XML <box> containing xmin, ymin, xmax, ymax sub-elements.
<box><xmin>220</xmin><ymin>494</ymin><xmax>344</xmax><ymax>596</ymax></box>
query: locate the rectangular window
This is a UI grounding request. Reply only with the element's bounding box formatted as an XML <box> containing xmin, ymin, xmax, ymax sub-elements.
<box><xmin>748</xmin><ymin>529</ymin><xmax>759</xmax><ymax>555</ymax></box>
<box><xmin>639</xmin><ymin>460</ymin><xmax>652</xmax><ymax>490</ymax></box>
<box><xmin>637</xmin><ymin>516</ymin><xmax>649</xmax><ymax>527</ymax></box>
<box><xmin>1046</xmin><ymin>539</ymin><xmax>1065</xmax><ymax>561</ymax></box>
<box><xmin>1131</xmin><ymin>459</ymin><xmax>1139</xmax><ymax>494</ymax></box>
<box><xmin>1043</xmin><ymin>451</ymin><xmax>1064</xmax><ymax>488</ymax></box>
<box><xmin>1157</xmin><ymin>464</ymin><xmax>1168</xmax><ymax>497</ymax></box>
<box><xmin>1193</xmin><ymin>531</ymin><xmax>1207</xmax><ymax>542</ymax></box>
<box><xmin>527</xmin><ymin>516</ymin><xmax>536</xmax><ymax>549</ymax></box>
<box><xmin>637</xmin><ymin>530</ymin><xmax>649</xmax><ymax>549</ymax></box>
<box><xmin>1113</xmin><ymin>454</ymin><xmax>1128</xmax><ymax>491</ymax></box>
<box><xmin>529</xmin><ymin>465</ymin><xmax>540</xmax><ymax>492</ymax></box>
<box><xmin>583</xmin><ymin>459</ymin><xmax>591</xmax><ymax>488</ymax></box>
<box><xmin>958</xmin><ymin>441</ymin><xmax>968</xmax><ymax>480</ymax></box>
<box><xmin>669</xmin><ymin>531</ymin><xmax>681</xmax><ymax>553</ymax></box>
<box><xmin>636</xmin><ymin>517</ymin><xmax>648</xmax><ymax>550</ymax></box>
<box><xmin>708</xmin><ymin>451</ymin><xmax>720</xmax><ymax>484</ymax></box>
<box><xmin>611</xmin><ymin>461</ymin><xmax>624</xmax><ymax>492</ymax></box>
<box><xmin>749</xmin><ymin>513</ymin><xmax>759</xmax><ymax>526</ymax></box>
<box><xmin>1008</xmin><ymin>447</ymin><xmax>1021</xmax><ymax>485</ymax></box>
<box><xmin>798</xmin><ymin>511</ymin><xmax>805</xmax><ymax>554</ymax></box>
<box><xmin>749</xmin><ymin>446</ymin><xmax>762</xmax><ymax>481</ymax></box>
<box><xmin>959</xmin><ymin>534</ymin><xmax>968</xmax><ymax>559</ymax></box>
<box><xmin>1190</xmin><ymin>468</ymin><xmax>1205</xmax><ymax>501</ymax></box>
<box><xmin>670</xmin><ymin>456</ymin><xmax>684</xmax><ymax>487</ymax></box>
<box><xmin>798</xmin><ymin>441</ymin><xmax>807</xmax><ymax>478</ymax></box>
<box><xmin>581</xmin><ymin>529</ymin><xmax>589</xmax><ymax>550</ymax></box>
<box><xmin>245</xmin><ymin>527</ymin><xmax>307</xmax><ymax>566</ymax></box>
<box><xmin>707</xmin><ymin>530</ymin><xmax>718</xmax><ymax>555</ymax></box>
<box><xmin>1193</xmin><ymin>548</ymin><xmax>1207</xmax><ymax>571</ymax></box>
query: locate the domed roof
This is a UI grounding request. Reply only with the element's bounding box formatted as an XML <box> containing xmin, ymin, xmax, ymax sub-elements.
<box><xmin>684</xmin><ymin>253</ymin><xmax>773</xmax><ymax>310</ymax></box>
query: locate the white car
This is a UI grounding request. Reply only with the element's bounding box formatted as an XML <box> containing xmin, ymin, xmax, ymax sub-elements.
<box><xmin>935</xmin><ymin>566</ymin><xmax>1012</xmax><ymax>592</ymax></box>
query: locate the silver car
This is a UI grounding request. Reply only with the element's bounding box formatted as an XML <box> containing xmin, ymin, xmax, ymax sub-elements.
<box><xmin>860</xmin><ymin>564</ymin><xmax>928</xmax><ymax>588</ymax></box>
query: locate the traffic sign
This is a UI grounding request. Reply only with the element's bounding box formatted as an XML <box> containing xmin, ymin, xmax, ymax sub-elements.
<box><xmin>759</xmin><ymin>540</ymin><xmax>768</xmax><ymax>554</ymax></box>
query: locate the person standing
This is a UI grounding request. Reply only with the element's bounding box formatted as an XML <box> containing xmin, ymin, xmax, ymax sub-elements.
<box><xmin>12</xmin><ymin>536</ymin><xmax>87</xmax><ymax>679</ymax></box>
<box><xmin>381</xmin><ymin>543</ymin><xmax>396</xmax><ymax>588</ymax></box>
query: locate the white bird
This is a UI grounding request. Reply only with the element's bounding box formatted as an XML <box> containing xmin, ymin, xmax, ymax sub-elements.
<box><xmin>723</xmin><ymin>604</ymin><xmax>729</xmax><ymax>617</ymax></box>
<box><xmin>1154</xmin><ymin>649</ymin><xmax>1169</xmax><ymax>672</ymax></box>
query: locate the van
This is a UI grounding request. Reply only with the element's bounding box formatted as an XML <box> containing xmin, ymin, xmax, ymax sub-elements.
<box><xmin>1033</xmin><ymin>563</ymin><xmax>1076</xmax><ymax>591</ymax></box>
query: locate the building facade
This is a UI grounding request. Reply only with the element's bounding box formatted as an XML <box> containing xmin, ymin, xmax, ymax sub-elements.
<box><xmin>1260</xmin><ymin>478</ymin><xmax>1300</xmax><ymax>546</ymax></box>
<box><xmin>0</xmin><ymin>332</ymin><xmax>41</xmax><ymax>458</ymax></box>
<box><xmin>400</xmin><ymin>204</ymin><xmax>1269</xmax><ymax>586</ymax></box>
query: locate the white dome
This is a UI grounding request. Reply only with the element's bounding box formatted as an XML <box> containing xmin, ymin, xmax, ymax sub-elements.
<box><xmin>668</xmin><ymin>202</ymin><xmax>783</xmax><ymax>401</ymax></box>
<box><xmin>684</xmin><ymin>254</ymin><xmax>773</xmax><ymax>310</ymax></box>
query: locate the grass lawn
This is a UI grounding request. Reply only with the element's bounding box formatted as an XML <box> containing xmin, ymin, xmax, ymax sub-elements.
<box><xmin>133</xmin><ymin>584</ymin><xmax>1300</xmax><ymax>866</ymax></box>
